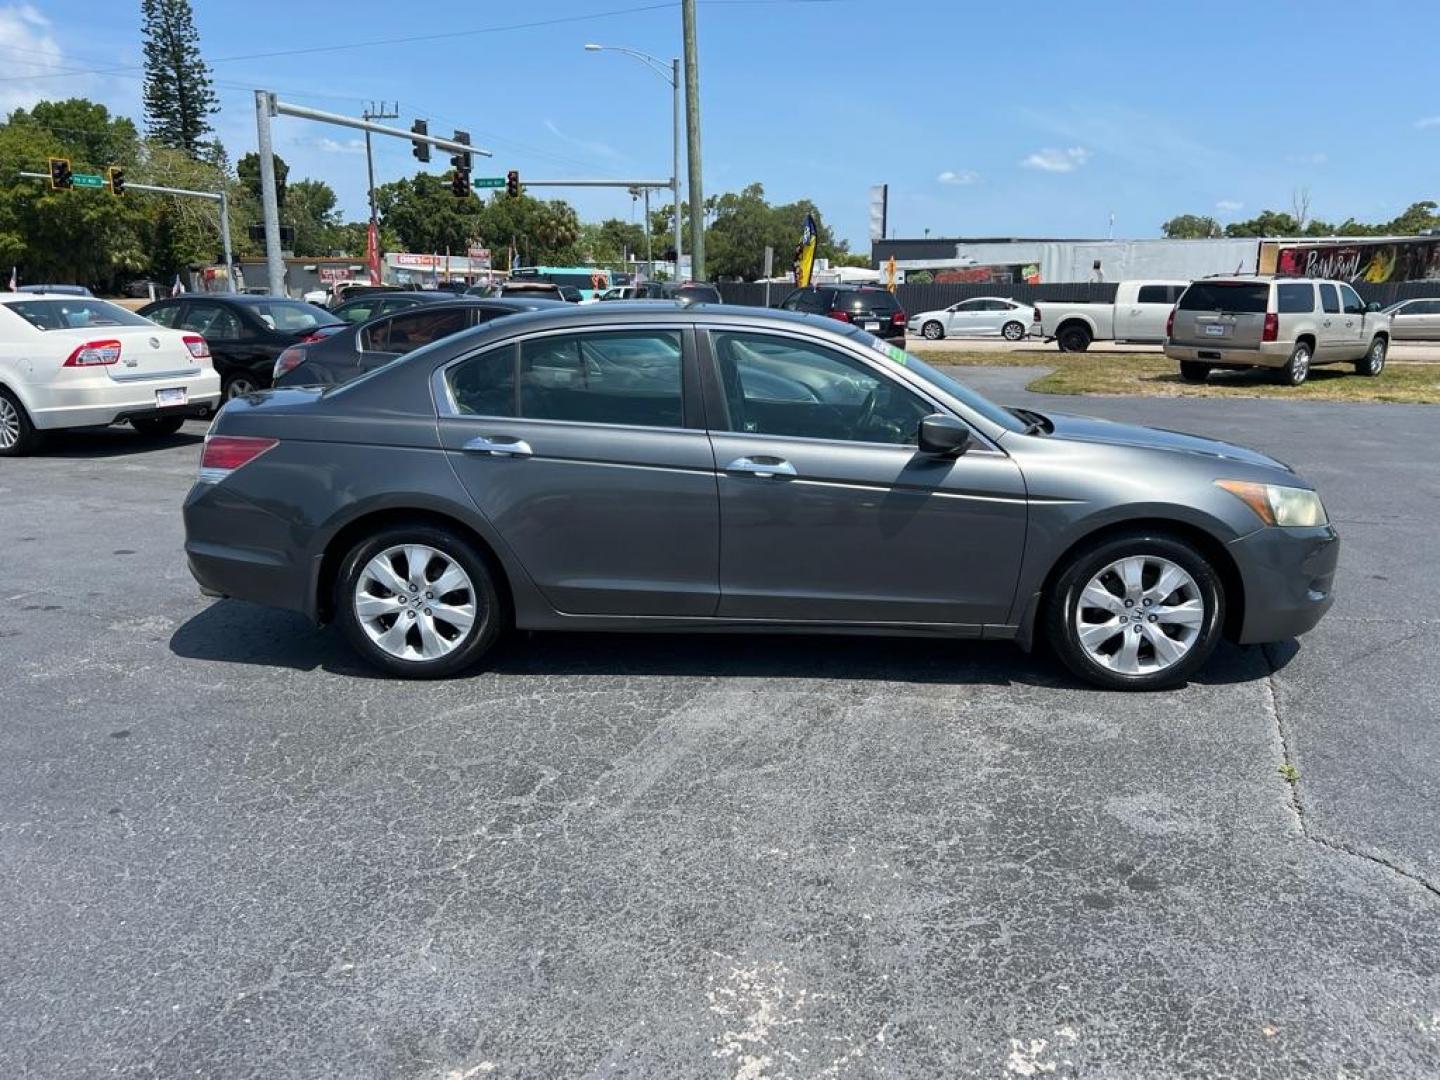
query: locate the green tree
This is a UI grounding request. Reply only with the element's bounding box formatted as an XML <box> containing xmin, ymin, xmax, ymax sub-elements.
<box><xmin>286</xmin><ymin>178</ymin><xmax>344</xmax><ymax>256</ymax></box>
<box><xmin>1224</xmin><ymin>210</ymin><xmax>1303</xmax><ymax>238</ymax></box>
<box><xmin>699</xmin><ymin>183</ymin><xmax>850</xmax><ymax>280</ymax></box>
<box><xmin>141</xmin><ymin>0</ymin><xmax>219</xmax><ymax>156</ymax></box>
<box><xmin>237</xmin><ymin>151</ymin><xmax>287</xmax><ymax>209</ymax></box>
<box><xmin>476</xmin><ymin>191</ymin><xmax>582</xmax><ymax>267</ymax></box>
<box><xmin>1161</xmin><ymin>214</ymin><xmax>1222</xmax><ymax>239</ymax></box>
<box><xmin>375</xmin><ymin>172</ymin><xmax>485</xmax><ymax>254</ymax></box>
<box><xmin>1384</xmin><ymin>201</ymin><xmax>1440</xmax><ymax>235</ymax></box>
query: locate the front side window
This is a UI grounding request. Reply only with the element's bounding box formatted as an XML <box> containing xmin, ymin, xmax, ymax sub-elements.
<box><xmin>521</xmin><ymin>330</ymin><xmax>683</xmax><ymax>427</ymax></box>
<box><xmin>1339</xmin><ymin>285</ymin><xmax>1365</xmax><ymax>315</ymax></box>
<box><xmin>1319</xmin><ymin>284</ymin><xmax>1340</xmax><ymax>314</ymax></box>
<box><xmin>956</xmin><ymin>299</ymin><xmax>988</xmax><ymax>312</ymax></box>
<box><xmin>710</xmin><ymin>331</ymin><xmax>931</xmax><ymax>446</ymax></box>
<box><xmin>181</xmin><ymin>303</ymin><xmax>243</xmax><ymax>340</ymax></box>
<box><xmin>1277</xmin><ymin>283</ymin><xmax>1315</xmax><ymax>314</ymax></box>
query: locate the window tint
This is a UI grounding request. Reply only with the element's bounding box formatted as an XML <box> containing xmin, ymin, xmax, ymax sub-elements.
<box><xmin>839</xmin><ymin>289</ymin><xmax>898</xmax><ymax>313</ymax></box>
<box><xmin>1136</xmin><ymin>285</ymin><xmax>1170</xmax><ymax>304</ymax></box>
<box><xmin>336</xmin><ymin>301</ymin><xmax>382</xmax><ymax>324</ymax></box>
<box><xmin>6</xmin><ymin>298</ymin><xmax>151</xmax><ymax>331</ymax></box>
<box><xmin>1276</xmin><ymin>283</ymin><xmax>1314</xmax><ymax>314</ymax></box>
<box><xmin>363</xmin><ymin>307</ymin><xmax>469</xmax><ymax>354</ymax></box>
<box><xmin>1177</xmin><ymin>282</ymin><xmax>1269</xmax><ymax>314</ymax></box>
<box><xmin>181</xmin><ymin>303</ymin><xmax>243</xmax><ymax>340</ymax></box>
<box><xmin>710</xmin><ymin>331</ymin><xmax>931</xmax><ymax>446</ymax></box>
<box><xmin>520</xmin><ymin>331</ymin><xmax>683</xmax><ymax>428</ymax></box>
<box><xmin>248</xmin><ymin>301</ymin><xmax>339</xmax><ymax>332</ymax></box>
<box><xmin>1339</xmin><ymin>285</ymin><xmax>1365</xmax><ymax>315</ymax></box>
<box><xmin>447</xmin><ymin>344</ymin><xmax>517</xmax><ymax>417</ymax></box>
<box><xmin>1319</xmin><ymin>284</ymin><xmax>1340</xmax><ymax>314</ymax></box>
<box><xmin>956</xmin><ymin>299</ymin><xmax>988</xmax><ymax>311</ymax></box>
<box><xmin>1410</xmin><ymin>300</ymin><xmax>1440</xmax><ymax>315</ymax></box>
<box><xmin>145</xmin><ymin>303</ymin><xmax>182</xmax><ymax>328</ymax></box>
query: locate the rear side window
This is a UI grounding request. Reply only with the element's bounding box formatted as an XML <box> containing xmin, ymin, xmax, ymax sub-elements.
<box><xmin>1277</xmin><ymin>283</ymin><xmax>1315</xmax><ymax>314</ymax></box>
<box><xmin>1136</xmin><ymin>285</ymin><xmax>1170</xmax><ymax>304</ymax></box>
<box><xmin>145</xmin><ymin>303</ymin><xmax>182</xmax><ymax>328</ymax></box>
<box><xmin>181</xmin><ymin>303</ymin><xmax>243</xmax><ymax>341</ymax></box>
<box><xmin>1319</xmin><ymin>284</ymin><xmax>1340</xmax><ymax>314</ymax></box>
<box><xmin>1177</xmin><ymin>282</ymin><xmax>1270</xmax><ymax>314</ymax></box>
<box><xmin>447</xmin><ymin>344</ymin><xmax>517</xmax><ymax>417</ymax></box>
<box><xmin>520</xmin><ymin>331</ymin><xmax>683</xmax><ymax>428</ymax></box>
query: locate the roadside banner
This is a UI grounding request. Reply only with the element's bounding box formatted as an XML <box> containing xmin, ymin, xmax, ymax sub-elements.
<box><xmin>794</xmin><ymin>213</ymin><xmax>817</xmax><ymax>288</ymax></box>
<box><xmin>365</xmin><ymin>221</ymin><xmax>381</xmax><ymax>285</ymax></box>
<box><xmin>170</xmin><ymin>273</ymin><xmax>183</xmax><ymax>296</ymax></box>
<box><xmin>885</xmin><ymin>255</ymin><xmax>897</xmax><ymax>292</ymax></box>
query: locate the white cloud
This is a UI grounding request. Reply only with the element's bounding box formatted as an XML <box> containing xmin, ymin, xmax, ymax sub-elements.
<box><xmin>1415</xmin><ymin>116</ymin><xmax>1440</xmax><ymax>129</ymax></box>
<box><xmin>0</xmin><ymin>5</ymin><xmax>69</xmax><ymax>115</ymax></box>
<box><xmin>1215</xmin><ymin>199</ymin><xmax>1243</xmax><ymax>213</ymax></box>
<box><xmin>936</xmin><ymin>169</ymin><xmax>979</xmax><ymax>185</ymax></box>
<box><xmin>1021</xmin><ymin>146</ymin><xmax>1091</xmax><ymax>173</ymax></box>
<box><xmin>316</xmin><ymin>137</ymin><xmax>366</xmax><ymax>155</ymax></box>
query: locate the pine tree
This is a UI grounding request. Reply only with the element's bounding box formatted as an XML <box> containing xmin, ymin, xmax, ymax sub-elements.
<box><xmin>141</xmin><ymin>0</ymin><xmax>218</xmax><ymax>156</ymax></box>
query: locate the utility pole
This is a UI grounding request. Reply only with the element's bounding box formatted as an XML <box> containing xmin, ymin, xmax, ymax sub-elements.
<box><xmin>682</xmin><ymin>0</ymin><xmax>705</xmax><ymax>281</ymax></box>
<box><xmin>362</xmin><ymin>100</ymin><xmax>398</xmax><ymax>282</ymax></box>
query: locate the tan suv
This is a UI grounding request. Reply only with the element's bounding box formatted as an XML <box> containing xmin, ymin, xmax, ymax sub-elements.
<box><xmin>1165</xmin><ymin>276</ymin><xmax>1390</xmax><ymax>386</ymax></box>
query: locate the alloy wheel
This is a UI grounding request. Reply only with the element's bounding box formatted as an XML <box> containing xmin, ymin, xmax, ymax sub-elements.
<box><xmin>1002</xmin><ymin>321</ymin><xmax>1025</xmax><ymax>341</ymax></box>
<box><xmin>1367</xmin><ymin>339</ymin><xmax>1386</xmax><ymax>375</ymax></box>
<box><xmin>0</xmin><ymin>396</ymin><xmax>18</xmax><ymax>450</ymax></box>
<box><xmin>1073</xmin><ymin>555</ymin><xmax>1204</xmax><ymax>676</ymax></box>
<box><xmin>354</xmin><ymin>544</ymin><xmax>478</xmax><ymax>662</ymax></box>
<box><xmin>226</xmin><ymin>377</ymin><xmax>258</xmax><ymax>399</ymax></box>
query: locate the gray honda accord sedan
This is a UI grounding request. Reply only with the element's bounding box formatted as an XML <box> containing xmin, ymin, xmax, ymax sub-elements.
<box><xmin>183</xmin><ymin>302</ymin><xmax>1337</xmax><ymax>690</ymax></box>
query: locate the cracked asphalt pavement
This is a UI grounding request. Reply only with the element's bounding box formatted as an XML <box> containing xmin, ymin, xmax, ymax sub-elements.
<box><xmin>2</xmin><ymin>374</ymin><xmax>1437</xmax><ymax>1078</ymax></box>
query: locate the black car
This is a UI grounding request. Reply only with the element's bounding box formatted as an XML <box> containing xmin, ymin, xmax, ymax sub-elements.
<box><xmin>778</xmin><ymin>284</ymin><xmax>906</xmax><ymax>345</ymax></box>
<box><xmin>139</xmin><ymin>294</ymin><xmax>345</xmax><ymax>399</ymax></box>
<box><xmin>273</xmin><ymin>297</ymin><xmax>565</xmax><ymax>388</ymax></box>
<box><xmin>331</xmin><ymin>290</ymin><xmax>466</xmax><ymax>325</ymax></box>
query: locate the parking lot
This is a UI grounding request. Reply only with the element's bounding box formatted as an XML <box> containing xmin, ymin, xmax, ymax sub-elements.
<box><xmin>2</xmin><ymin>368</ymin><xmax>1438</xmax><ymax>1078</ymax></box>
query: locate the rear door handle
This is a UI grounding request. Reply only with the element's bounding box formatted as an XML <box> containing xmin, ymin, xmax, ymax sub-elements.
<box><xmin>463</xmin><ymin>435</ymin><xmax>532</xmax><ymax>457</ymax></box>
<box><xmin>726</xmin><ymin>455</ymin><xmax>796</xmax><ymax>478</ymax></box>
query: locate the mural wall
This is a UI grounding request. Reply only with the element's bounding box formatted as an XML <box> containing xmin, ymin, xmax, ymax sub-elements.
<box><xmin>1260</xmin><ymin>238</ymin><xmax>1440</xmax><ymax>283</ymax></box>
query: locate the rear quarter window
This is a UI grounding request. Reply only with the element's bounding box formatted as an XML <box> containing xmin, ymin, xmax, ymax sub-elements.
<box><xmin>1136</xmin><ymin>285</ymin><xmax>1171</xmax><ymax>304</ymax></box>
<box><xmin>1277</xmin><ymin>283</ymin><xmax>1315</xmax><ymax>314</ymax></box>
<box><xmin>1177</xmin><ymin>282</ymin><xmax>1270</xmax><ymax>314</ymax></box>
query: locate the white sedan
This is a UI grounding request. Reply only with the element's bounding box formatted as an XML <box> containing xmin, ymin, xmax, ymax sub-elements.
<box><xmin>907</xmin><ymin>297</ymin><xmax>1034</xmax><ymax>341</ymax></box>
<box><xmin>0</xmin><ymin>292</ymin><xmax>221</xmax><ymax>456</ymax></box>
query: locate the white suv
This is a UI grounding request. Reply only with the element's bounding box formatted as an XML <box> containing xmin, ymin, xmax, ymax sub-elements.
<box><xmin>1165</xmin><ymin>276</ymin><xmax>1390</xmax><ymax>386</ymax></box>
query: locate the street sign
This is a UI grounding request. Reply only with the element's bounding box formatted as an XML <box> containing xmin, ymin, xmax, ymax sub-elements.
<box><xmin>473</xmin><ymin>177</ymin><xmax>506</xmax><ymax>189</ymax></box>
<box><xmin>71</xmin><ymin>173</ymin><xmax>104</xmax><ymax>188</ymax></box>
<box><xmin>467</xmin><ymin>246</ymin><xmax>490</xmax><ymax>261</ymax></box>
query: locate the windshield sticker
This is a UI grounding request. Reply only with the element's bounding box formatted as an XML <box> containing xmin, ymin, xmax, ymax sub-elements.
<box><xmin>868</xmin><ymin>337</ymin><xmax>909</xmax><ymax>366</ymax></box>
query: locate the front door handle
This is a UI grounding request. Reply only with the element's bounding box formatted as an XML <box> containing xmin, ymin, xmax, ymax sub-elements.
<box><xmin>726</xmin><ymin>455</ymin><xmax>796</xmax><ymax>478</ymax></box>
<box><xmin>463</xmin><ymin>435</ymin><xmax>532</xmax><ymax>457</ymax></box>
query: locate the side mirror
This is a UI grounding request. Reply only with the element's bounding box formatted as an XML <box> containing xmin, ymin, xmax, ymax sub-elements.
<box><xmin>917</xmin><ymin>413</ymin><xmax>971</xmax><ymax>457</ymax></box>
<box><xmin>1366</xmin><ymin>301</ymin><xmax>1382</xmax><ymax>313</ymax></box>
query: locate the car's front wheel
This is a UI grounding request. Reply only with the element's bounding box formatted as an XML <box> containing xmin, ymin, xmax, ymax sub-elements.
<box><xmin>1045</xmin><ymin>531</ymin><xmax>1225</xmax><ymax>691</ymax></box>
<box><xmin>1355</xmin><ymin>336</ymin><xmax>1386</xmax><ymax>377</ymax></box>
<box><xmin>335</xmin><ymin>524</ymin><xmax>503</xmax><ymax>678</ymax></box>
<box><xmin>1002</xmin><ymin>320</ymin><xmax>1026</xmax><ymax>342</ymax></box>
<box><xmin>0</xmin><ymin>388</ymin><xmax>40</xmax><ymax>457</ymax></box>
<box><xmin>921</xmin><ymin>320</ymin><xmax>944</xmax><ymax>340</ymax></box>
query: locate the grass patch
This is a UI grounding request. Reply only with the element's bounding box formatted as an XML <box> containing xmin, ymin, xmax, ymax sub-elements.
<box><xmin>911</xmin><ymin>348</ymin><xmax>1440</xmax><ymax>405</ymax></box>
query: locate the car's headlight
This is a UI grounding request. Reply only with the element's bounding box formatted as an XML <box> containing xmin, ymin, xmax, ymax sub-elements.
<box><xmin>1216</xmin><ymin>480</ymin><xmax>1328</xmax><ymax>527</ymax></box>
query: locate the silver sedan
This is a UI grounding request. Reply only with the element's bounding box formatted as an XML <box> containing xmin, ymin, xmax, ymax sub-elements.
<box><xmin>1382</xmin><ymin>298</ymin><xmax>1440</xmax><ymax>340</ymax></box>
<box><xmin>908</xmin><ymin>297</ymin><xmax>1033</xmax><ymax>341</ymax></box>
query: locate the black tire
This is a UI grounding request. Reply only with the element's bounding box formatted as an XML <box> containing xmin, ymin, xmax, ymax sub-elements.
<box><xmin>1044</xmin><ymin>530</ymin><xmax>1226</xmax><ymax>692</ymax></box>
<box><xmin>334</xmin><ymin>523</ymin><xmax>503</xmax><ymax>678</ymax></box>
<box><xmin>1179</xmin><ymin>361</ymin><xmax>1211</xmax><ymax>384</ymax></box>
<box><xmin>223</xmin><ymin>372</ymin><xmax>263</xmax><ymax>400</ymax></box>
<box><xmin>921</xmin><ymin>320</ymin><xmax>944</xmax><ymax>341</ymax></box>
<box><xmin>1355</xmin><ymin>336</ymin><xmax>1386</xmax><ymax>377</ymax></box>
<box><xmin>1001</xmin><ymin>320</ymin><xmax>1026</xmax><ymax>342</ymax></box>
<box><xmin>0</xmin><ymin>387</ymin><xmax>41</xmax><ymax>457</ymax></box>
<box><xmin>1057</xmin><ymin>324</ymin><xmax>1092</xmax><ymax>353</ymax></box>
<box><xmin>1277</xmin><ymin>341</ymin><xmax>1311</xmax><ymax>386</ymax></box>
<box><xmin>131</xmin><ymin>415</ymin><xmax>186</xmax><ymax>438</ymax></box>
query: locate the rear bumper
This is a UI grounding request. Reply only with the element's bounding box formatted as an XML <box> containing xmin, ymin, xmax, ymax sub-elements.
<box><xmin>1164</xmin><ymin>342</ymin><xmax>1290</xmax><ymax>368</ymax></box>
<box><xmin>1228</xmin><ymin>524</ymin><xmax>1339</xmax><ymax>643</ymax></box>
<box><xmin>29</xmin><ymin>371</ymin><xmax>222</xmax><ymax>429</ymax></box>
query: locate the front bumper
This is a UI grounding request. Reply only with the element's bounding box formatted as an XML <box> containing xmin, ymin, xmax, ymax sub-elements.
<box><xmin>1228</xmin><ymin>524</ymin><xmax>1339</xmax><ymax>643</ymax></box>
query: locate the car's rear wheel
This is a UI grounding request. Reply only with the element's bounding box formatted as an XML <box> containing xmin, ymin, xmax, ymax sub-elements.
<box><xmin>1355</xmin><ymin>336</ymin><xmax>1386</xmax><ymax>377</ymax></box>
<box><xmin>131</xmin><ymin>415</ymin><xmax>186</xmax><ymax>438</ymax></box>
<box><xmin>1001</xmin><ymin>320</ymin><xmax>1026</xmax><ymax>342</ymax></box>
<box><xmin>1045</xmin><ymin>531</ymin><xmax>1225</xmax><ymax>691</ymax></box>
<box><xmin>921</xmin><ymin>320</ymin><xmax>944</xmax><ymax>340</ymax></box>
<box><xmin>1278</xmin><ymin>342</ymin><xmax>1311</xmax><ymax>386</ymax></box>
<box><xmin>223</xmin><ymin>373</ymin><xmax>261</xmax><ymax>399</ymax></box>
<box><xmin>0</xmin><ymin>388</ymin><xmax>40</xmax><ymax>457</ymax></box>
<box><xmin>1057</xmin><ymin>324</ymin><xmax>1092</xmax><ymax>353</ymax></box>
<box><xmin>335</xmin><ymin>524</ymin><xmax>502</xmax><ymax>678</ymax></box>
<box><xmin>1179</xmin><ymin>361</ymin><xmax>1211</xmax><ymax>384</ymax></box>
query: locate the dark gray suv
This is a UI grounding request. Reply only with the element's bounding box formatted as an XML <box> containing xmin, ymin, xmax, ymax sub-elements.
<box><xmin>184</xmin><ymin>304</ymin><xmax>1337</xmax><ymax>690</ymax></box>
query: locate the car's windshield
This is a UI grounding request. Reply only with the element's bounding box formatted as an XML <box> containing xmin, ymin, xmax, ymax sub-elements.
<box><xmin>4</xmin><ymin>298</ymin><xmax>152</xmax><ymax>330</ymax></box>
<box><xmin>249</xmin><ymin>301</ymin><xmax>343</xmax><ymax>331</ymax></box>
<box><xmin>843</xmin><ymin>327</ymin><xmax>1027</xmax><ymax>433</ymax></box>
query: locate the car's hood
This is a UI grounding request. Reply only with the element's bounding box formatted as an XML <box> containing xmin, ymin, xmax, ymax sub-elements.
<box><xmin>1037</xmin><ymin>411</ymin><xmax>1292</xmax><ymax>472</ymax></box>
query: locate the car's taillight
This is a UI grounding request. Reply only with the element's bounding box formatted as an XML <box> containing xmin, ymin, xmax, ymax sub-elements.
<box><xmin>1262</xmin><ymin>313</ymin><xmax>1279</xmax><ymax>342</ymax></box>
<box><xmin>891</xmin><ymin>310</ymin><xmax>906</xmax><ymax>326</ymax></box>
<box><xmin>198</xmin><ymin>434</ymin><xmax>278</xmax><ymax>484</ymax></box>
<box><xmin>63</xmin><ymin>339</ymin><xmax>122</xmax><ymax>367</ymax></box>
<box><xmin>182</xmin><ymin>333</ymin><xmax>210</xmax><ymax>359</ymax></box>
<box><xmin>827</xmin><ymin>309</ymin><xmax>852</xmax><ymax>322</ymax></box>
<box><xmin>273</xmin><ymin>346</ymin><xmax>307</xmax><ymax>380</ymax></box>
<box><xmin>1166</xmin><ymin>306</ymin><xmax>1175</xmax><ymax>338</ymax></box>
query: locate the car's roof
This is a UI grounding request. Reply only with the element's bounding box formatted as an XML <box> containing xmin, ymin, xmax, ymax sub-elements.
<box><xmin>0</xmin><ymin>291</ymin><xmax>100</xmax><ymax>304</ymax></box>
<box><xmin>149</xmin><ymin>292</ymin><xmax>319</xmax><ymax>304</ymax></box>
<box><xmin>440</xmin><ymin>300</ymin><xmax>828</xmax><ymax>338</ymax></box>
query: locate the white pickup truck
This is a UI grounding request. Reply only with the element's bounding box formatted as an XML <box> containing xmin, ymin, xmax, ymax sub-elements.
<box><xmin>1034</xmin><ymin>280</ymin><xmax>1190</xmax><ymax>352</ymax></box>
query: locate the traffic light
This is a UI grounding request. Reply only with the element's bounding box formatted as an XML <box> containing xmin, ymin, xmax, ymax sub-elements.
<box><xmin>107</xmin><ymin>165</ymin><xmax>125</xmax><ymax>196</ymax></box>
<box><xmin>48</xmin><ymin>157</ymin><xmax>72</xmax><ymax>190</ymax></box>
<box><xmin>410</xmin><ymin>119</ymin><xmax>430</xmax><ymax>163</ymax></box>
<box><xmin>449</xmin><ymin>130</ymin><xmax>471</xmax><ymax>199</ymax></box>
<box><xmin>506</xmin><ymin>170</ymin><xmax>519</xmax><ymax>198</ymax></box>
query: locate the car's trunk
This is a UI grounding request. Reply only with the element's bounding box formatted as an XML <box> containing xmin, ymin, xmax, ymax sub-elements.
<box><xmin>1171</xmin><ymin>282</ymin><xmax>1270</xmax><ymax>349</ymax></box>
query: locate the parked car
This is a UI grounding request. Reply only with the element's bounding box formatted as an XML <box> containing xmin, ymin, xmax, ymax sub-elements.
<box><xmin>777</xmin><ymin>284</ymin><xmax>906</xmax><ymax>345</ymax></box>
<box><xmin>273</xmin><ymin>297</ymin><xmax>565</xmax><ymax>387</ymax></box>
<box><xmin>558</xmin><ymin>286</ymin><xmax>584</xmax><ymax>303</ymax></box>
<box><xmin>184</xmin><ymin>301</ymin><xmax>1337</xmax><ymax>691</ymax></box>
<box><xmin>1381</xmin><ymin>297</ymin><xmax>1440</xmax><ymax>340</ymax></box>
<box><xmin>1165</xmin><ymin>277</ymin><xmax>1390</xmax><ymax>386</ymax></box>
<box><xmin>330</xmin><ymin>290</ymin><xmax>463</xmax><ymax>325</ymax></box>
<box><xmin>0</xmin><ymin>293</ymin><xmax>219</xmax><ymax>456</ymax></box>
<box><xmin>1034</xmin><ymin>280</ymin><xmax>1190</xmax><ymax>351</ymax></box>
<box><xmin>908</xmin><ymin>297</ymin><xmax>1032</xmax><ymax>341</ymax></box>
<box><xmin>138</xmin><ymin>294</ymin><xmax>344</xmax><ymax>398</ymax></box>
<box><xmin>16</xmin><ymin>284</ymin><xmax>93</xmax><ymax>297</ymax></box>
<box><xmin>122</xmin><ymin>279</ymin><xmax>161</xmax><ymax>299</ymax></box>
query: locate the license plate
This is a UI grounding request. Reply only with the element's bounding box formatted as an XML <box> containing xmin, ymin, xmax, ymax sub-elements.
<box><xmin>863</xmin><ymin>320</ymin><xmax>880</xmax><ymax>332</ymax></box>
<box><xmin>155</xmin><ymin>387</ymin><xmax>188</xmax><ymax>407</ymax></box>
<box><xmin>1203</xmin><ymin>323</ymin><xmax>1227</xmax><ymax>337</ymax></box>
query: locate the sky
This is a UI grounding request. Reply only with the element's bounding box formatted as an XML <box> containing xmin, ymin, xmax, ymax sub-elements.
<box><xmin>3</xmin><ymin>0</ymin><xmax>1439</xmax><ymax>251</ymax></box>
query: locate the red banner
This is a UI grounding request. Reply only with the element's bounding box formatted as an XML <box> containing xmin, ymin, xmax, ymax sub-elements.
<box><xmin>365</xmin><ymin>221</ymin><xmax>381</xmax><ymax>285</ymax></box>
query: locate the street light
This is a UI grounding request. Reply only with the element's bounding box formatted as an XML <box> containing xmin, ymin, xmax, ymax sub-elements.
<box><xmin>584</xmin><ymin>43</ymin><xmax>683</xmax><ymax>282</ymax></box>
